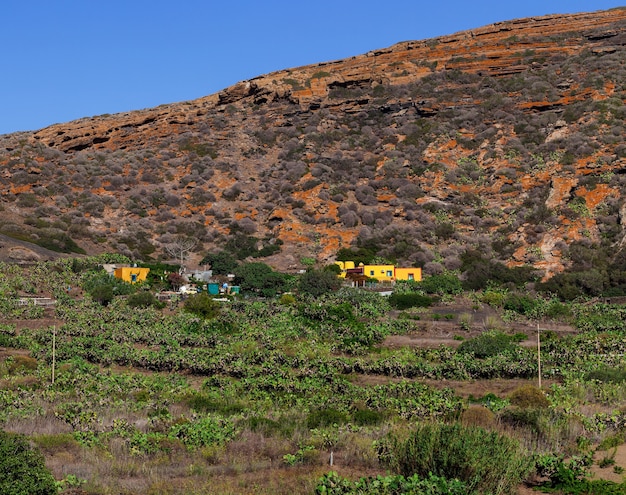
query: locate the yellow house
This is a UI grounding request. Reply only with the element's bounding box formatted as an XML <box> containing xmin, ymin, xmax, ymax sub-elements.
<box><xmin>394</xmin><ymin>267</ymin><xmax>422</xmax><ymax>282</ymax></box>
<box><xmin>335</xmin><ymin>261</ymin><xmax>356</xmax><ymax>278</ymax></box>
<box><xmin>362</xmin><ymin>264</ymin><xmax>396</xmax><ymax>282</ymax></box>
<box><xmin>334</xmin><ymin>261</ymin><xmax>422</xmax><ymax>283</ymax></box>
<box><xmin>113</xmin><ymin>267</ymin><xmax>150</xmax><ymax>284</ymax></box>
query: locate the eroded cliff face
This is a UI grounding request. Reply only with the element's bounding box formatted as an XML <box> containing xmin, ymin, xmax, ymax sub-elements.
<box><xmin>1</xmin><ymin>8</ymin><xmax>626</xmax><ymax>277</ymax></box>
<box><xmin>29</xmin><ymin>9</ymin><xmax>626</xmax><ymax>152</ymax></box>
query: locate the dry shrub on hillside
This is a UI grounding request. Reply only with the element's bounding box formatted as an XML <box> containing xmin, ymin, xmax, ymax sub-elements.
<box><xmin>508</xmin><ymin>385</ymin><xmax>550</xmax><ymax>409</ymax></box>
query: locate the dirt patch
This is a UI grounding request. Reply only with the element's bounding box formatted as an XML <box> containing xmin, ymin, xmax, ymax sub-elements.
<box><xmin>383</xmin><ymin>299</ymin><xmax>577</xmax><ymax>351</ymax></box>
<box><xmin>590</xmin><ymin>443</ymin><xmax>626</xmax><ymax>483</ymax></box>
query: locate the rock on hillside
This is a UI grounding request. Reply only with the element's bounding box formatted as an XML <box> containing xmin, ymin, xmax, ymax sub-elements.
<box><xmin>1</xmin><ymin>8</ymin><xmax>626</xmax><ymax>280</ymax></box>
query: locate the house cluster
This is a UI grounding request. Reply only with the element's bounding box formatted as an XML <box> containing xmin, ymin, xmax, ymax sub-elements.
<box><xmin>105</xmin><ymin>264</ymin><xmax>239</xmax><ymax>298</ymax></box>
<box><xmin>335</xmin><ymin>261</ymin><xmax>422</xmax><ymax>285</ymax></box>
<box><xmin>104</xmin><ymin>262</ymin><xmax>421</xmax><ymax>295</ymax></box>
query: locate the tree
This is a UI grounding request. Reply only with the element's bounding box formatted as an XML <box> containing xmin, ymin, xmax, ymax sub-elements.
<box><xmin>0</xmin><ymin>430</ymin><xmax>57</xmax><ymax>495</ymax></box>
<box><xmin>167</xmin><ymin>272</ymin><xmax>185</xmax><ymax>292</ymax></box>
<box><xmin>89</xmin><ymin>283</ymin><xmax>114</xmax><ymax>306</ymax></box>
<box><xmin>165</xmin><ymin>236</ymin><xmax>197</xmax><ymax>273</ymax></box>
<box><xmin>200</xmin><ymin>251</ymin><xmax>238</xmax><ymax>275</ymax></box>
<box><xmin>225</xmin><ymin>233</ymin><xmax>258</xmax><ymax>260</ymax></box>
<box><xmin>298</xmin><ymin>269</ymin><xmax>342</xmax><ymax>297</ymax></box>
<box><xmin>233</xmin><ymin>262</ymin><xmax>291</xmax><ymax>297</ymax></box>
<box><xmin>417</xmin><ymin>272</ymin><xmax>463</xmax><ymax>295</ymax></box>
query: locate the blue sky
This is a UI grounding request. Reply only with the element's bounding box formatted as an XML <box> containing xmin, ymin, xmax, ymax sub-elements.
<box><xmin>1</xmin><ymin>1</ymin><xmax>623</xmax><ymax>135</ymax></box>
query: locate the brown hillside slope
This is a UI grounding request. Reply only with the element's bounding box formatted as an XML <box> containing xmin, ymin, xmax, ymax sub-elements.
<box><xmin>0</xmin><ymin>8</ymin><xmax>625</xmax><ymax>282</ymax></box>
<box><xmin>29</xmin><ymin>9</ymin><xmax>626</xmax><ymax>153</ymax></box>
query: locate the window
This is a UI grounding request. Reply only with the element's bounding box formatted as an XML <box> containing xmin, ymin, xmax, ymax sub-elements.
<box><xmin>131</xmin><ymin>273</ymin><xmax>137</xmax><ymax>283</ymax></box>
<box><xmin>369</xmin><ymin>270</ymin><xmax>374</xmax><ymax>276</ymax></box>
<box><xmin>408</xmin><ymin>273</ymin><xmax>414</xmax><ymax>281</ymax></box>
<box><xmin>386</xmin><ymin>270</ymin><xmax>393</xmax><ymax>277</ymax></box>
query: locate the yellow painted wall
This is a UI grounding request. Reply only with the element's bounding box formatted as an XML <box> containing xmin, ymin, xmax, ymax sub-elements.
<box><xmin>334</xmin><ymin>261</ymin><xmax>422</xmax><ymax>282</ymax></box>
<box><xmin>113</xmin><ymin>267</ymin><xmax>150</xmax><ymax>283</ymax></box>
<box><xmin>362</xmin><ymin>264</ymin><xmax>395</xmax><ymax>282</ymax></box>
<box><xmin>395</xmin><ymin>267</ymin><xmax>422</xmax><ymax>282</ymax></box>
<box><xmin>335</xmin><ymin>261</ymin><xmax>355</xmax><ymax>278</ymax></box>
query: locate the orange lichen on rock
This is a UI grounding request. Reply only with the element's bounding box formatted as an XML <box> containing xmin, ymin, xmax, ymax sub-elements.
<box><xmin>576</xmin><ymin>184</ymin><xmax>619</xmax><ymax>210</ymax></box>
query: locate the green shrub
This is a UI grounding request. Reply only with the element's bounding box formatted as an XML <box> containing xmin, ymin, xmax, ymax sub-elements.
<box><xmin>298</xmin><ymin>269</ymin><xmax>342</xmax><ymax>297</ymax></box>
<box><xmin>32</xmin><ymin>433</ymin><xmax>78</xmax><ymax>454</ymax></box>
<box><xmin>586</xmin><ymin>366</ymin><xmax>626</xmax><ymax>384</ymax></box>
<box><xmin>186</xmin><ymin>394</ymin><xmax>245</xmax><ymax>415</ymax></box>
<box><xmin>6</xmin><ymin>355</ymin><xmax>38</xmax><ymax>374</ymax></box>
<box><xmin>233</xmin><ymin>262</ymin><xmax>292</xmax><ymax>297</ymax></box>
<box><xmin>457</xmin><ymin>332</ymin><xmax>516</xmax><ymax>358</ymax></box>
<box><xmin>545</xmin><ymin>300</ymin><xmax>572</xmax><ymax>319</ymax></box>
<box><xmin>279</xmin><ymin>293</ymin><xmax>296</xmax><ymax>305</ymax></box>
<box><xmin>89</xmin><ymin>283</ymin><xmax>114</xmax><ymax>306</ymax></box>
<box><xmin>315</xmin><ymin>470</ymin><xmax>467</xmax><ymax>495</ymax></box>
<box><xmin>380</xmin><ymin>423</ymin><xmax>532</xmax><ymax>495</ymax></box>
<box><xmin>200</xmin><ymin>251</ymin><xmax>239</xmax><ymax>275</ymax></box>
<box><xmin>0</xmin><ymin>430</ymin><xmax>57</xmax><ymax>495</ymax></box>
<box><xmin>481</xmin><ymin>288</ymin><xmax>508</xmax><ymax>307</ymax></box>
<box><xmin>503</xmin><ymin>292</ymin><xmax>540</xmax><ymax>316</ymax></box>
<box><xmin>598</xmin><ymin>432</ymin><xmax>625</xmax><ymax>451</ymax></box>
<box><xmin>168</xmin><ymin>416</ymin><xmax>235</xmax><ymax>450</ymax></box>
<box><xmin>533</xmin><ymin>453</ymin><xmax>626</xmax><ymax>494</ymax></box>
<box><xmin>460</xmin><ymin>405</ymin><xmax>496</xmax><ymax>429</ymax></box>
<box><xmin>183</xmin><ymin>293</ymin><xmax>220</xmax><ymax>319</ymax></box>
<box><xmin>417</xmin><ymin>272</ymin><xmax>463</xmax><ymax>295</ymax></box>
<box><xmin>307</xmin><ymin>408</ymin><xmax>348</xmax><ymax>428</ymax></box>
<box><xmin>352</xmin><ymin>407</ymin><xmax>385</xmax><ymax>426</ymax></box>
<box><xmin>245</xmin><ymin>415</ymin><xmax>296</xmax><ymax>437</ymax></box>
<box><xmin>499</xmin><ymin>408</ymin><xmax>546</xmax><ymax>433</ymax></box>
<box><xmin>127</xmin><ymin>291</ymin><xmax>162</xmax><ymax>308</ymax></box>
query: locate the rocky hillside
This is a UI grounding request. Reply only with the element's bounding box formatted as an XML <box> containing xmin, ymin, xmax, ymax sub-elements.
<box><xmin>1</xmin><ymin>8</ymin><xmax>626</xmax><ymax>283</ymax></box>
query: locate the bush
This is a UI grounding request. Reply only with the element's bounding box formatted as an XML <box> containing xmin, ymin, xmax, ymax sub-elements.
<box><xmin>89</xmin><ymin>283</ymin><xmax>114</xmax><ymax>306</ymax></box>
<box><xmin>460</xmin><ymin>405</ymin><xmax>496</xmax><ymax>429</ymax></box>
<box><xmin>381</xmin><ymin>423</ymin><xmax>532</xmax><ymax>495</ymax></box>
<box><xmin>457</xmin><ymin>332</ymin><xmax>516</xmax><ymax>359</ymax></box>
<box><xmin>298</xmin><ymin>270</ymin><xmax>342</xmax><ymax>297</ymax></box>
<box><xmin>508</xmin><ymin>385</ymin><xmax>550</xmax><ymax>409</ymax></box>
<box><xmin>586</xmin><ymin>366</ymin><xmax>626</xmax><ymax>384</ymax></box>
<box><xmin>315</xmin><ymin>471</ymin><xmax>467</xmax><ymax>495</ymax></box>
<box><xmin>352</xmin><ymin>407</ymin><xmax>385</xmax><ymax>426</ymax></box>
<box><xmin>307</xmin><ymin>408</ymin><xmax>349</xmax><ymax>428</ymax></box>
<box><xmin>0</xmin><ymin>430</ymin><xmax>57</xmax><ymax>495</ymax></box>
<box><xmin>417</xmin><ymin>272</ymin><xmax>463</xmax><ymax>295</ymax></box>
<box><xmin>503</xmin><ymin>292</ymin><xmax>540</xmax><ymax>316</ymax></box>
<box><xmin>183</xmin><ymin>293</ymin><xmax>220</xmax><ymax>319</ymax></box>
<box><xmin>127</xmin><ymin>291</ymin><xmax>162</xmax><ymax>308</ymax></box>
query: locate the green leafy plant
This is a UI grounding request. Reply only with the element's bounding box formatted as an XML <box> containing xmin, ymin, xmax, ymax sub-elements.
<box><xmin>380</xmin><ymin>423</ymin><xmax>532</xmax><ymax>495</ymax></box>
<box><xmin>0</xmin><ymin>430</ymin><xmax>57</xmax><ymax>495</ymax></box>
<box><xmin>183</xmin><ymin>293</ymin><xmax>220</xmax><ymax>319</ymax></box>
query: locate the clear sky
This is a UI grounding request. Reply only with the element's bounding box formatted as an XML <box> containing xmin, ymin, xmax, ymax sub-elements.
<box><xmin>1</xmin><ymin>1</ymin><xmax>623</xmax><ymax>135</ymax></box>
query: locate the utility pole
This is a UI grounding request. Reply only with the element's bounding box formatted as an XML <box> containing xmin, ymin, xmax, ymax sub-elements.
<box><xmin>52</xmin><ymin>325</ymin><xmax>56</xmax><ymax>385</ymax></box>
<box><xmin>537</xmin><ymin>323</ymin><xmax>541</xmax><ymax>389</ymax></box>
